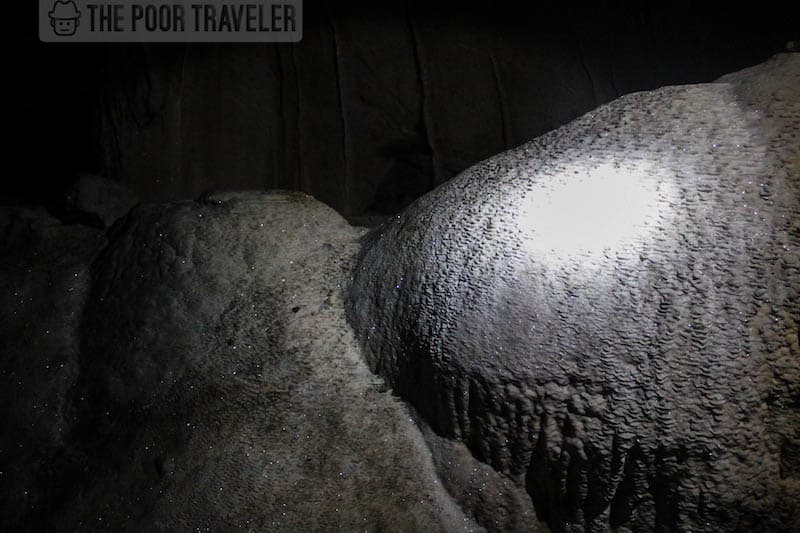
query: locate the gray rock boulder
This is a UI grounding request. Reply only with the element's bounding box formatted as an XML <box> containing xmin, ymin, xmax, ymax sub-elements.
<box><xmin>4</xmin><ymin>53</ymin><xmax>798</xmax><ymax>532</ymax></box>
<box><xmin>347</xmin><ymin>53</ymin><xmax>800</xmax><ymax>531</ymax></box>
<box><xmin>32</xmin><ymin>191</ymin><xmax>475</xmax><ymax>531</ymax></box>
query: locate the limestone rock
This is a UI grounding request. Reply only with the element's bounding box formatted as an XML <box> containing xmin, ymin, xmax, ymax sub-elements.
<box><xmin>0</xmin><ymin>207</ymin><xmax>106</xmax><ymax>527</ymax></box>
<box><xmin>15</xmin><ymin>191</ymin><xmax>475</xmax><ymax>531</ymax></box>
<box><xmin>4</xmin><ymin>53</ymin><xmax>799</xmax><ymax>532</ymax></box>
<box><xmin>347</xmin><ymin>54</ymin><xmax>800</xmax><ymax>531</ymax></box>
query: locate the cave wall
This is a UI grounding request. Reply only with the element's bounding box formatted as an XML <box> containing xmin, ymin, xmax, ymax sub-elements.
<box><xmin>23</xmin><ymin>2</ymin><xmax>796</xmax><ymax>218</ymax></box>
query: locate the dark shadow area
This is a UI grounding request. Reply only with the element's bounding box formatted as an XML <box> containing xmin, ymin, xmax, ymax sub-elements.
<box><xmin>11</xmin><ymin>2</ymin><xmax>797</xmax><ymax>220</ymax></box>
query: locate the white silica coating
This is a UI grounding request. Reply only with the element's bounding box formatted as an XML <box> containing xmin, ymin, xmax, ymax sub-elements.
<box><xmin>347</xmin><ymin>54</ymin><xmax>800</xmax><ymax>531</ymax></box>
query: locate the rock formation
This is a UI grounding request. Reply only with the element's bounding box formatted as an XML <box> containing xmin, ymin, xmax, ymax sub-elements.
<box><xmin>347</xmin><ymin>53</ymin><xmax>800</xmax><ymax>531</ymax></box>
<box><xmin>2</xmin><ymin>54</ymin><xmax>798</xmax><ymax>531</ymax></box>
<box><xmin>1</xmin><ymin>191</ymin><xmax>480</xmax><ymax>530</ymax></box>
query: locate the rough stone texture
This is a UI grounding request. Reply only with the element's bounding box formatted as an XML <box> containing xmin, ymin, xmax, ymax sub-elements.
<box><xmin>411</xmin><ymin>406</ymin><xmax>543</xmax><ymax>531</ymax></box>
<box><xmin>0</xmin><ymin>207</ymin><xmax>106</xmax><ymax>527</ymax></box>
<box><xmin>4</xmin><ymin>54</ymin><xmax>799</xmax><ymax>532</ymax></box>
<box><xmin>1</xmin><ymin>192</ymin><xmax>481</xmax><ymax>531</ymax></box>
<box><xmin>347</xmin><ymin>54</ymin><xmax>800</xmax><ymax>531</ymax></box>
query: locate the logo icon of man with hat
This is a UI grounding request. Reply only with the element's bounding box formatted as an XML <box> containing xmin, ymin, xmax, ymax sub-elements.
<box><xmin>49</xmin><ymin>0</ymin><xmax>81</xmax><ymax>36</ymax></box>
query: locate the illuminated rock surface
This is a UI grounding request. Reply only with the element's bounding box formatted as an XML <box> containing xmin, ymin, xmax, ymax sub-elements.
<box><xmin>347</xmin><ymin>53</ymin><xmax>800</xmax><ymax>531</ymax></box>
<box><xmin>1</xmin><ymin>54</ymin><xmax>798</xmax><ymax>532</ymax></box>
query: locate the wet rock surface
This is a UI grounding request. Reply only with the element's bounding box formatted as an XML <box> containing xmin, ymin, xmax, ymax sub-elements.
<box><xmin>347</xmin><ymin>54</ymin><xmax>800</xmax><ymax>531</ymax></box>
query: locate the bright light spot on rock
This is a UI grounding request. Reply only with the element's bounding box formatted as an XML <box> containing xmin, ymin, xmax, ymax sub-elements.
<box><xmin>519</xmin><ymin>162</ymin><xmax>668</xmax><ymax>259</ymax></box>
